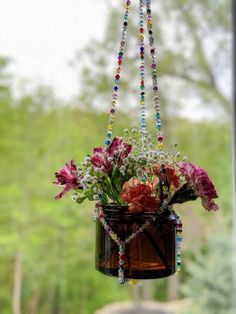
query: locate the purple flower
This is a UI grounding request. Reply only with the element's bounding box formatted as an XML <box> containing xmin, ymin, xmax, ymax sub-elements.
<box><xmin>178</xmin><ymin>162</ymin><xmax>219</xmax><ymax>211</ymax></box>
<box><xmin>54</xmin><ymin>160</ymin><xmax>82</xmax><ymax>199</ymax></box>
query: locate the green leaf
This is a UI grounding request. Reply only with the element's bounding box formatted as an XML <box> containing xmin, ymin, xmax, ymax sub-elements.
<box><xmin>169</xmin><ymin>183</ymin><xmax>198</xmax><ymax>205</ymax></box>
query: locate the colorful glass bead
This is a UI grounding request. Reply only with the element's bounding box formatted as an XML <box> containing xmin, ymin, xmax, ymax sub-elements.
<box><xmin>157</xmin><ymin>135</ymin><xmax>163</xmax><ymax>142</ymax></box>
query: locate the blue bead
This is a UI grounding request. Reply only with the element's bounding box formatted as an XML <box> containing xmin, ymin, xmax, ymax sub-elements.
<box><xmin>105</xmin><ymin>140</ymin><xmax>111</xmax><ymax>145</ymax></box>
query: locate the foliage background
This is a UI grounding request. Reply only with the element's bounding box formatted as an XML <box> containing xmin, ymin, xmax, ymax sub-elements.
<box><xmin>0</xmin><ymin>0</ymin><xmax>233</xmax><ymax>313</ymax></box>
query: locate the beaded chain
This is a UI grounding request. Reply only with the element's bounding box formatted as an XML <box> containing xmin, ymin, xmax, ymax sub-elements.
<box><xmin>105</xmin><ymin>0</ymin><xmax>164</xmax><ymax>149</ymax></box>
<box><xmin>139</xmin><ymin>0</ymin><xmax>146</xmax><ymax>138</ymax></box>
<box><xmin>145</xmin><ymin>0</ymin><xmax>164</xmax><ymax>149</ymax></box>
<box><xmin>105</xmin><ymin>0</ymin><xmax>132</xmax><ymax>146</ymax></box>
<box><xmin>176</xmin><ymin>218</ymin><xmax>183</xmax><ymax>273</ymax></box>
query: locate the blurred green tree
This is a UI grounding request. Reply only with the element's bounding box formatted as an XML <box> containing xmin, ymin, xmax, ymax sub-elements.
<box><xmin>71</xmin><ymin>0</ymin><xmax>231</xmax><ymax>119</ymax></box>
<box><xmin>0</xmin><ymin>0</ymin><xmax>232</xmax><ymax>312</ymax></box>
<box><xmin>181</xmin><ymin>234</ymin><xmax>234</xmax><ymax>314</ymax></box>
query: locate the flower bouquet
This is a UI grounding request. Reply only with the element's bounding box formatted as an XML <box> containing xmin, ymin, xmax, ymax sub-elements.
<box><xmin>54</xmin><ymin>132</ymin><xmax>218</xmax><ymax>283</ymax></box>
<box><xmin>53</xmin><ymin>0</ymin><xmax>218</xmax><ymax>284</ymax></box>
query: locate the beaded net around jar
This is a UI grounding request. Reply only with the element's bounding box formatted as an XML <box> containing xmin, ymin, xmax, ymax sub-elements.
<box><xmin>95</xmin><ymin>203</ymin><xmax>182</xmax><ymax>284</ymax></box>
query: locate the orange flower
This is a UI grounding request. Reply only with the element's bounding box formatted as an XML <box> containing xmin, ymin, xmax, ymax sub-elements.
<box><xmin>153</xmin><ymin>164</ymin><xmax>180</xmax><ymax>189</ymax></box>
<box><xmin>120</xmin><ymin>178</ymin><xmax>160</xmax><ymax>213</ymax></box>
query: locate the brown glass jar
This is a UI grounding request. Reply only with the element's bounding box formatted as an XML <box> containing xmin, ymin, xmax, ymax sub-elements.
<box><xmin>95</xmin><ymin>204</ymin><xmax>178</xmax><ymax>279</ymax></box>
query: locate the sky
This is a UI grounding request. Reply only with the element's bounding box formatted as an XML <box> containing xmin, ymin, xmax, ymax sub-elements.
<box><xmin>0</xmin><ymin>0</ymin><xmax>231</xmax><ymax>120</ymax></box>
<box><xmin>0</xmin><ymin>0</ymin><xmax>108</xmax><ymax>99</ymax></box>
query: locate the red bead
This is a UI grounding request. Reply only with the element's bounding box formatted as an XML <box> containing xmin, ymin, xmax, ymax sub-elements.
<box><xmin>150</xmin><ymin>48</ymin><xmax>155</xmax><ymax>54</ymax></box>
<box><xmin>158</xmin><ymin>135</ymin><xmax>163</xmax><ymax>142</ymax></box>
<box><xmin>120</xmin><ymin>254</ymin><xmax>125</xmax><ymax>262</ymax></box>
<box><xmin>140</xmin><ymin>27</ymin><xmax>144</xmax><ymax>33</ymax></box>
<box><xmin>141</xmin><ymin>80</ymin><xmax>144</xmax><ymax>85</ymax></box>
<box><xmin>115</xmin><ymin>74</ymin><xmax>120</xmax><ymax>80</ymax></box>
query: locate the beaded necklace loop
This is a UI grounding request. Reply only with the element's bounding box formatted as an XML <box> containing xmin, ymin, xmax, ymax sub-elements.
<box><xmin>105</xmin><ymin>0</ymin><xmax>164</xmax><ymax>150</ymax></box>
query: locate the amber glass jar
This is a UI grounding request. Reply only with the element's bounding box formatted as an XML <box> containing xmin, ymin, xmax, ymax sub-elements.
<box><xmin>96</xmin><ymin>204</ymin><xmax>178</xmax><ymax>279</ymax></box>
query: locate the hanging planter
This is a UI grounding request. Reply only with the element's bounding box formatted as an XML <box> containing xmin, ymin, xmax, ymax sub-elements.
<box><xmin>53</xmin><ymin>0</ymin><xmax>219</xmax><ymax>285</ymax></box>
<box><xmin>95</xmin><ymin>204</ymin><xmax>179</xmax><ymax>281</ymax></box>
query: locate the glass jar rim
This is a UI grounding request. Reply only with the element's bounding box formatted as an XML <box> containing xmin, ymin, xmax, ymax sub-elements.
<box><xmin>102</xmin><ymin>203</ymin><xmax>177</xmax><ymax>221</ymax></box>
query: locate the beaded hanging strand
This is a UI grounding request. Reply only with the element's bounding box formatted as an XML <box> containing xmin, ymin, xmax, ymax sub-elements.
<box><xmin>145</xmin><ymin>0</ymin><xmax>164</xmax><ymax>150</ymax></box>
<box><xmin>105</xmin><ymin>0</ymin><xmax>132</xmax><ymax>146</ymax></box>
<box><xmin>139</xmin><ymin>0</ymin><xmax>146</xmax><ymax>139</ymax></box>
<box><xmin>176</xmin><ymin>218</ymin><xmax>183</xmax><ymax>273</ymax></box>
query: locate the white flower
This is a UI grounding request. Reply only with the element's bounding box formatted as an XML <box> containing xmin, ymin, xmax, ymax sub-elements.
<box><xmin>84</xmin><ymin>175</ymin><xmax>92</xmax><ymax>182</ymax></box>
<box><xmin>120</xmin><ymin>166</ymin><xmax>126</xmax><ymax>175</ymax></box>
<box><xmin>136</xmin><ymin>168</ymin><xmax>143</xmax><ymax>177</ymax></box>
<box><xmin>71</xmin><ymin>194</ymin><xmax>78</xmax><ymax>202</ymax></box>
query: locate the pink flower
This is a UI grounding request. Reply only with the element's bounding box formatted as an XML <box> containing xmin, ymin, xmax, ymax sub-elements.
<box><xmin>107</xmin><ymin>137</ymin><xmax>132</xmax><ymax>161</ymax></box>
<box><xmin>54</xmin><ymin>160</ymin><xmax>82</xmax><ymax>199</ymax></box>
<box><xmin>91</xmin><ymin>147</ymin><xmax>112</xmax><ymax>174</ymax></box>
<box><xmin>178</xmin><ymin>162</ymin><xmax>219</xmax><ymax>211</ymax></box>
<box><xmin>91</xmin><ymin>137</ymin><xmax>132</xmax><ymax>174</ymax></box>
